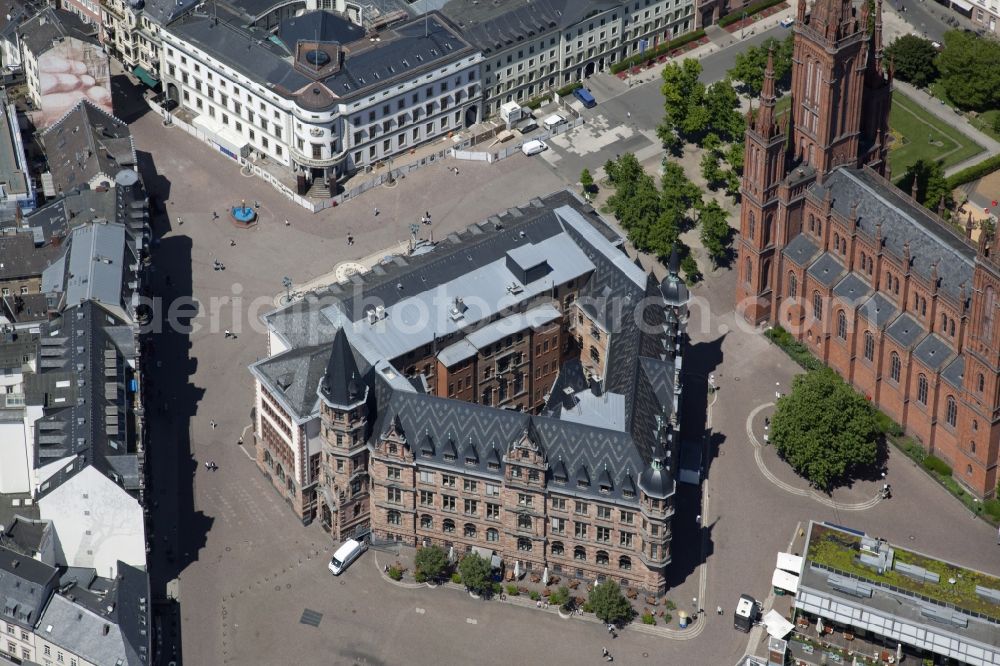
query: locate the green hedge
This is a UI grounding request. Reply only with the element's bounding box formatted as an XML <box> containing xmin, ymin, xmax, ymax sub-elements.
<box><xmin>922</xmin><ymin>454</ymin><xmax>952</xmax><ymax>476</ymax></box>
<box><xmin>946</xmin><ymin>153</ymin><xmax>1000</xmax><ymax>189</ymax></box>
<box><xmin>609</xmin><ymin>29</ymin><xmax>707</xmax><ymax>74</ymax></box>
<box><xmin>556</xmin><ymin>81</ymin><xmax>583</xmax><ymax>96</ymax></box>
<box><xmin>718</xmin><ymin>0</ymin><xmax>787</xmax><ymax>27</ymax></box>
<box><xmin>763</xmin><ymin>326</ymin><xmax>823</xmax><ymax>371</ymax></box>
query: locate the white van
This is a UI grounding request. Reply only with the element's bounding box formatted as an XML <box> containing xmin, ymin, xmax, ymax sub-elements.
<box><xmin>328</xmin><ymin>538</ymin><xmax>366</xmax><ymax>575</ymax></box>
<box><xmin>521</xmin><ymin>139</ymin><xmax>548</xmax><ymax>156</ymax></box>
<box><xmin>543</xmin><ymin>113</ymin><xmax>566</xmax><ymax>129</ymax></box>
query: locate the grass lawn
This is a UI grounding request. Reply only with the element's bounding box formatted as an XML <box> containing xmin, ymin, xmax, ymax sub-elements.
<box><xmin>767</xmin><ymin>91</ymin><xmax>983</xmax><ymax>179</ymax></box>
<box><xmin>888</xmin><ymin>90</ymin><xmax>984</xmax><ymax>178</ymax></box>
<box><xmin>970</xmin><ymin>109</ymin><xmax>1000</xmax><ymax>143</ymax></box>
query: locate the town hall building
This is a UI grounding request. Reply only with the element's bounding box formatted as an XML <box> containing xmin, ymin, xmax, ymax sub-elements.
<box><xmin>736</xmin><ymin>0</ymin><xmax>999</xmax><ymax>498</ymax></box>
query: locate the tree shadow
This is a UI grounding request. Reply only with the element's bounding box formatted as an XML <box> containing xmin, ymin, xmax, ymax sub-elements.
<box><xmin>138</xmin><ymin>153</ymin><xmax>211</xmax><ymax>666</ymax></box>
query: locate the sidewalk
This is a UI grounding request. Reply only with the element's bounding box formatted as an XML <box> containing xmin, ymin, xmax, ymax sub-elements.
<box><xmin>892</xmin><ymin>80</ymin><xmax>1000</xmax><ymax>177</ymax></box>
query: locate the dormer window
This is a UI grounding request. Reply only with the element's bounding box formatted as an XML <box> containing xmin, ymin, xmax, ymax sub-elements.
<box><xmin>577</xmin><ymin>479</ymin><xmax>588</xmax><ymax>489</ymax></box>
<box><xmin>623</xmin><ymin>488</ymin><xmax>635</xmax><ymax>499</ymax></box>
<box><xmin>488</xmin><ymin>461</ymin><xmax>500</xmax><ymax>471</ymax></box>
<box><xmin>465</xmin><ymin>456</ymin><xmax>477</xmax><ymax>466</ymax></box>
<box><xmin>443</xmin><ymin>452</ymin><xmax>456</xmax><ymax>462</ymax></box>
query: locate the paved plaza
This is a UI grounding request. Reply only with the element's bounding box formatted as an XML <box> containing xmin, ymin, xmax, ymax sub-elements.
<box><xmin>122</xmin><ymin>31</ymin><xmax>1000</xmax><ymax>665</ymax></box>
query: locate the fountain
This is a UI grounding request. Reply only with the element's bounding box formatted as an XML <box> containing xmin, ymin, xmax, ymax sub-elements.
<box><xmin>230</xmin><ymin>199</ymin><xmax>257</xmax><ymax>226</ymax></box>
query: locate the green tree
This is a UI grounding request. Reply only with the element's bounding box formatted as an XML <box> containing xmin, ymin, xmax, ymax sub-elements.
<box><xmin>898</xmin><ymin>159</ymin><xmax>952</xmax><ymax>212</ymax></box>
<box><xmin>680</xmin><ymin>251</ymin><xmax>701</xmax><ymax>284</ymax></box>
<box><xmin>457</xmin><ymin>553</ymin><xmax>493</xmax><ymax>596</ymax></box>
<box><xmin>698</xmin><ymin>200</ymin><xmax>732</xmax><ymax>266</ymax></box>
<box><xmin>580</xmin><ymin>167</ymin><xmax>595</xmax><ymax>195</ymax></box>
<box><xmin>724</xmin><ymin>142</ymin><xmax>745</xmax><ymax>175</ymax></box>
<box><xmin>549</xmin><ymin>585</ymin><xmax>572</xmax><ymax>609</ymax></box>
<box><xmin>661</xmin><ymin>161</ymin><xmax>703</xmax><ymax>214</ymax></box>
<box><xmin>658</xmin><ymin>59</ymin><xmax>705</xmax><ymax>146</ymax></box>
<box><xmin>703</xmin><ymin>79</ymin><xmax>745</xmax><ymax>143</ymax></box>
<box><xmin>727</xmin><ymin>34</ymin><xmax>794</xmax><ymax>96</ymax></box>
<box><xmin>414</xmin><ymin>545</ymin><xmax>448</xmax><ymax>582</ymax></box>
<box><xmin>701</xmin><ymin>151</ymin><xmax>726</xmax><ymax>190</ymax></box>
<box><xmin>937</xmin><ymin>30</ymin><xmax>1000</xmax><ymax>111</ymax></box>
<box><xmin>770</xmin><ymin>367</ymin><xmax>881</xmax><ymax>491</ymax></box>
<box><xmin>884</xmin><ymin>35</ymin><xmax>939</xmax><ymax>88</ymax></box>
<box><xmin>589</xmin><ymin>581</ymin><xmax>633</xmax><ymax>626</ymax></box>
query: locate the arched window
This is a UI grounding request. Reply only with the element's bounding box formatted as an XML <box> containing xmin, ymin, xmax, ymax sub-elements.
<box><xmin>276</xmin><ymin>464</ymin><xmax>285</xmax><ymax>481</ymax></box>
<box><xmin>443</xmin><ymin>518</ymin><xmax>455</xmax><ymax>533</ymax></box>
<box><xmin>744</xmin><ymin>256</ymin><xmax>752</xmax><ymax>285</ymax></box>
<box><xmin>971</xmin><ymin>440</ymin><xmax>977</xmax><ymax>454</ymax></box>
<box><xmin>518</xmin><ymin>537</ymin><xmax>532</xmax><ymax>551</ymax></box>
<box><xmin>917</xmin><ymin>374</ymin><xmax>928</xmax><ymax>405</ymax></box>
<box><xmin>388</xmin><ymin>510</ymin><xmax>401</xmax><ymax>526</ymax></box>
<box><xmin>920</xmin><ymin>297</ymin><xmax>926</xmax><ymax>317</ymax></box>
<box><xmin>517</xmin><ymin>514</ymin><xmax>532</xmax><ymax>530</ymax></box>
<box><xmin>748</xmin><ymin>211</ymin><xmax>756</xmax><ymax>240</ymax></box>
<box><xmin>618</xmin><ymin>556</ymin><xmax>632</xmax><ymax>571</ymax></box>
<box><xmin>464</xmin><ymin>523</ymin><xmax>477</xmax><ymax>538</ymax></box>
<box><xmin>837</xmin><ymin>311</ymin><xmax>847</xmax><ymax>340</ymax></box>
<box><xmin>287</xmin><ymin>477</ymin><xmax>295</xmax><ymax>492</ymax></box>
<box><xmin>816</xmin><ymin>218</ymin><xmax>822</xmax><ymax>236</ymax></box>
<box><xmin>809</xmin><ymin>215</ymin><xmax>815</xmax><ymax>232</ymax></box>
<box><xmin>984</xmin><ymin>286</ymin><xmax>996</xmax><ymax>339</ymax></box>
<box><xmin>420</xmin><ymin>514</ymin><xmax>433</xmax><ymax>529</ymax></box>
<box><xmin>946</xmin><ymin>396</ymin><xmax>957</xmax><ymax>427</ymax></box>
<box><xmin>941</xmin><ymin>313</ymin><xmax>947</xmax><ymax>330</ymax></box>
<box><xmin>864</xmin><ymin>331</ymin><xmax>875</xmax><ymax>361</ymax></box>
<box><xmin>890</xmin><ymin>352</ymin><xmax>901</xmax><ymax>382</ymax></box>
<box><xmin>263</xmin><ymin>450</ymin><xmax>273</xmax><ymax>466</ymax></box>
<box><xmin>596</xmin><ymin>550</ymin><xmax>610</xmax><ymax>566</ymax></box>
<box><xmin>788</xmin><ymin>272</ymin><xmax>798</xmax><ymax>296</ymax></box>
<box><xmin>978</xmin><ymin>373</ymin><xmax>985</xmax><ymax>393</ymax></box>
<box><xmin>762</xmin><ymin>258</ymin><xmax>772</xmax><ymax>291</ymax></box>
<box><xmin>834</xmin><ymin>232</ymin><xmax>840</xmax><ymax>249</ymax></box>
<box><xmin>949</xmin><ymin>319</ymin><xmax>955</xmax><ymax>336</ymax></box>
<box><xmin>486</xmin><ymin>528</ymin><xmax>499</xmax><ymax>542</ymax></box>
<box><xmin>763</xmin><ymin>213</ymin><xmax>773</xmax><ymax>246</ymax></box>
<box><xmin>551</xmin><ymin>540</ymin><xmax>564</xmax><ymax>555</ymax></box>
<box><xmin>966</xmin><ymin>464</ymin><xmax>973</xmax><ymax>476</ymax></box>
<box><xmin>841</xmin><ymin>238</ymin><xmax>847</xmax><ymax>255</ymax></box>
<box><xmin>812</xmin><ymin>292</ymin><xmax>822</xmax><ymax>320</ymax></box>
<box><xmin>574</xmin><ymin>546</ymin><xmax>587</xmax><ymax>561</ymax></box>
<box><xmin>894</xmin><ymin>277</ymin><xmax>899</xmax><ymax>295</ymax></box>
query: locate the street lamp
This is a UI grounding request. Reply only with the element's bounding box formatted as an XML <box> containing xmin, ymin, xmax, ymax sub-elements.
<box><xmin>282</xmin><ymin>276</ymin><xmax>292</xmax><ymax>304</ymax></box>
<box><xmin>740</xmin><ymin>11</ymin><xmax>748</xmax><ymax>39</ymax></box>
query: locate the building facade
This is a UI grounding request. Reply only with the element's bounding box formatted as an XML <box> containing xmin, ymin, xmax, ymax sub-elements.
<box><xmin>968</xmin><ymin>0</ymin><xmax>999</xmax><ymax>35</ymax></box>
<box><xmin>441</xmin><ymin>0</ymin><xmax>694</xmax><ymax>117</ymax></box>
<box><xmin>160</xmin><ymin>8</ymin><xmax>481</xmax><ymax>196</ymax></box>
<box><xmin>736</xmin><ymin>0</ymin><xmax>1000</xmax><ymax>498</ymax></box>
<box><xmin>250</xmin><ymin>191</ymin><xmax>691</xmax><ymax>593</ymax></box>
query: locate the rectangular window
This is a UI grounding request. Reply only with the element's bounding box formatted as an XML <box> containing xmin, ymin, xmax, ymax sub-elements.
<box><xmin>551</xmin><ymin>516</ymin><xmax>566</xmax><ymax>533</ymax></box>
<box><xmin>442</xmin><ymin>474</ymin><xmax>456</xmax><ymax>488</ymax></box>
<box><xmin>464</xmin><ymin>499</ymin><xmax>478</xmax><ymax>515</ymax></box>
<box><xmin>574</xmin><ymin>521</ymin><xmax>588</xmax><ymax>539</ymax></box>
<box><xmin>442</xmin><ymin>495</ymin><xmax>456</xmax><ymax>511</ymax></box>
<box><xmin>551</xmin><ymin>497</ymin><xmax>566</xmax><ymax>511</ymax></box>
<box><xmin>386</xmin><ymin>487</ymin><xmax>402</xmax><ymax>504</ymax></box>
<box><xmin>387</xmin><ymin>467</ymin><xmax>401</xmax><ymax>481</ymax></box>
<box><xmin>485</xmin><ymin>483</ymin><xmax>500</xmax><ymax>497</ymax></box>
<box><xmin>620</xmin><ymin>531</ymin><xmax>634</xmax><ymax>548</ymax></box>
<box><xmin>620</xmin><ymin>510</ymin><xmax>635</xmax><ymax>524</ymax></box>
<box><xmin>596</xmin><ymin>526</ymin><xmax>611</xmax><ymax>543</ymax></box>
<box><xmin>574</xmin><ymin>500</ymin><xmax>588</xmax><ymax>515</ymax></box>
<box><xmin>486</xmin><ymin>503</ymin><xmax>500</xmax><ymax>520</ymax></box>
<box><xmin>463</xmin><ymin>479</ymin><xmax>478</xmax><ymax>493</ymax></box>
<box><xmin>596</xmin><ymin>506</ymin><xmax>612</xmax><ymax>520</ymax></box>
<box><xmin>419</xmin><ymin>490</ymin><xmax>434</xmax><ymax>506</ymax></box>
<box><xmin>518</xmin><ymin>493</ymin><xmax>533</xmax><ymax>507</ymax></box>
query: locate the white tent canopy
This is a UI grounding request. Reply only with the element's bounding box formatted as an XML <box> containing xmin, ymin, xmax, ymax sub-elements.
<box><xmin>772</xmin><ymin>568</ymin><xmax>800</xmax><ymax>594</ymax></box>
<box><xmin>776</xmin><ymin>552</ymin><xmax>804</xmax><ymax>574</ymax></box>
<box><xmin>762</xmin><ymin>609</ymin><xmax>794</xmax><ymax>639</ymax></box>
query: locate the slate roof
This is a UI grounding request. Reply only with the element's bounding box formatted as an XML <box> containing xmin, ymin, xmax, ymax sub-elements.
<box><xmin>782</xmin><ymin>232</ymin><xmax>819</xmax><ymax>267</ymax></box>
<box><xmin>17</xmin><ymin>6</ymin><xmax>98</xmax><ymax>57</ymax></box>
<box><xmin>857</xmin><ymin>293</ymin><xmax>897</xmax><ymax>328</ymax></box>
<box><xmin>0</xmin><ymin>544</ymin><xmax>58</xmax><ymax>630</ymax></box>
<box><xmin>167</xmin><ymin>9</ymin><xmax>475</xmax><ymax>109</ymax></box>
<box><xmin>0</xmin><ymin>516</ymin><xmax>51</xmax><ymax>558</ymax></box>
<box><xmin>811</xmin><ymin>167</ymin><xmax>974</xmax><ymax>300</ymax></box>
<box><xmin>807</xmin><ymin>252</ymin><xmax>845</xmax><ymax>288</ymax></box>
<box><xmin>251</xmin><ymin>344</ymin><xmax>330</xmax><ymax>420</ymax></box>
<box><xmin>0</xmin><ymin>232</ymin><xmax>61</xmax><ymax>279</ymax></box>
<box><xmin>832</xmin><ymin>272</ymin><xmax>871</xmax><ymax>304</ymax></box>
<box><xmin>941</xmin><ymin>356</ymin><xmax>964</xmax><ymax>389</ymax></box>
<box><xmin>885</xmin><ymin>313</ymin><xmax>923</xmax><ymax>349</ymax></box>
<box><xmin>319</xmin><ymin>328</ymin><xmax>364</xmax><ymax>408</ymax></box>
<box><xmin>441</xmin><ymin>0</ymin><xmax>620</xmax><ymax>55</ymax></box>
<box><xmin>913</xmin><ymin>333</ymin><xmax>953</xmax><ymax>372</ymax></box>
<box><xmin>40</xmin><ymin>100</ymin><xmax>136</xmax><ymax>194</ymax></box>
<box><xmin>26</xmin><ymin>301</ymin><xmax>141</xmax><ymax>499</ymax></box>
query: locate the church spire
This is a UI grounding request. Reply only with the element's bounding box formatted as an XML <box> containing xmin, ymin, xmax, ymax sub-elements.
<box><xmin>755</xmin><ymin>47</ymin><xmax>778</xmax><ymax>138</ymax></box>
<box><xmin>872</xmin><ymin>0</ymin><xmax>885</xmax><ymax>74</ymax></box>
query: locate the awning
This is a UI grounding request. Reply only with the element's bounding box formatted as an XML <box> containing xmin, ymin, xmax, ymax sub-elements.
<box><xmin>762</xmin><ymin>609</ymin><xmax>794</xmax><ymax>639</ymax></box>
<box><xmin>949</xmin><ymin>0</ymin><xmax>973</xmax><ymax>10</ymax></box>
<box><xmin>772</xmin><ymin>568</ymin><xmax>800</xmax><ymax>594</ymax></box>
<box><xmin>133</xmin><ymin>66</ymin><xmax>159</xmax><ymax>87</ymax></box>
<box><xmin>776</xmin><ymin>552</ymin><xmax>804</xmax><ymax>574</ymax></box>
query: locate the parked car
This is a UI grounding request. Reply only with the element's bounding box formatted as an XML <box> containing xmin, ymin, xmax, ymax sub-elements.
<box><xmin>780</xmin><ymin>17</ymin><xmax>795</xmax><ymax>27</ymax></box>
<box><xmin>573</xmin><ymin>87</ymin><xmax>597</xmax><ymax>108</ymax></box>
<box><xmin>328</xmin><ymin>538</ymin><xmax>367</xmax><ymax>575</ymax></box>
<box><xmin>543</xmin><ymin>113</ymin><xmax>567</xmax><ymax>129</ymax></box>
<box><xmin>521</xmin><ymin>139</ymin><xmax>548</xmax><ymax>156</ymax></box>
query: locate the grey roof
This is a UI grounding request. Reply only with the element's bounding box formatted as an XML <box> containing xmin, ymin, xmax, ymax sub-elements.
<box><xmin>464</xmin><ymin>303</ymin><xmax>562</xmax><ymax>349</ymax></box>
<box><xmin>251</xmin><ymin>344</ymin><xmax>330</xmax><ymax>420</ymax></box>
<box><xmin>857</xmin><ymin>293</ymin><xmax>897</xmax><ymax>328</ymax></box>
<box><xmin>141</xmin><ymin>0</ymin><xmax>199</xmax><ymax>25</ymax></box>
<box><xmin>832</xmin><ymin>272</ymin><xmax>871</xmax><ymax>304</ymax></box>
<box><xmin>885</xmin><ymin>313</ymin><xmax>923</xmax><ymax>349</ymax></box>
<box><xmin>0</xmin><ymin>102</ymin><xmax>28</xmax><ymax>197</ymax></box>
<box><xmin>781</xmin><ymin>232</ymin><xmax>819</xmax><ymax>267</ymax></box>
<box><xmin>811</xmin><ymin>168</ymin><xmax>974</xmax><ymax>300</ymax></box>
<box><xmin>37</xmin><ymin>561</ymin><xmax>150</xmax><ymax>666</ymax></box>
<box><xmin>913</xmin><ymin>333</ymin><xmax>953</xmax><ymax>372</ymax></box>
<box><xmin>54</xmin><ymin>222</ymin><xmax>136</xmax><ymax>315</ymax></box>
<box><xmin>277</xmin><ymin>10</ymin><xmax>365</xmax><ymax>45</ymax></box>
<box><xmin>0</xmin><ymin>544</ymin><xmax>58</xmax><ymax>630</ymax></box>
<box><xmin>319</xmin><ymin>328</ymin><xmax>365</xmax><ymax>408</ymax></box>
<box><xmin>1</xmin><ymin>293</ymin><xmax>49</xmax><ymax>323</ymax></box>
<box><xmin>17</xmin><ymin>6</ymin><xmax>98</xmax><ymax>56</ymax></box>
<box><xmin>0</xmin><ymin>0</ymin><xmax>45</xmax><ymax>46</ymax></box>
<box><xmin>807</xmin><ymin>252</ymin><xmax>845</xmax><ymax>288</ymax></box>
<box><xmin>441</xmin><ymin>0</ymin><xmax>619</xmax><ymax>55</ymax></box>
<box><xmin>0</xmin><ymin>232</ymin><xmax>61</xmax><ymax>279</ymax></box>
<box><xmin>167</xmin><ymin>10</ymin><xmax>475</xmax><ymax>109</ymax></box>
<box><xmin>558</xmin><ymin>389</ymin><xmax>626</xmax><ymax>431</ymax></box>
<box><xmin>0</xmin><ymin>516</ymin><xmax>51</xmax><ymax>558</ymax></box>
<box><xmin>40</xmin><ymin>101</ymin><xmax>136</xmax><ymax>194</ymax></box>
<box><xmin>941</xmin><ymin>356</ymin><xmax>965</xmax><ymax>389</ymax></box>
<box><xmin>26</xmin><ymin>301</ymin><xmax>141</xmax><ymax>498</ymax></box>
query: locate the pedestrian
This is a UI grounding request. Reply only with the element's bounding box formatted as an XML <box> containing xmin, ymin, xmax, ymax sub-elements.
<box><xmin>238</xmin><ymin>437</ymin><xmax>243</xmax><ymax>445</ymax></box>
<box><xmin>717</xmin><ymin>605</ymin><xmax>723</xmax><ymax>615</ymax></box>
<box><xmin>212</xmin><ymin>211</ymin><xmax>218</xmax><ymax>219</ymax></box>
<box><xmin>695</xmin><ymin>514</ymin><xmax>701</xmax><ymax>526</ymax></box>
<box><xmin>204</xmin><ymin>461</ymin><xmax>211</xmax><ymax>470</ymax></box>
<box><xmin>210</xmin><ymin>420</ymin><xmax>217</xmax><ymax>429</ymax></box>
<box><xmin>230</xmin><ymin>239</ymin><xmax>236</xmax><ymax>247</ymax></box>
<box><xmin>602</xmin><ymin>647</ymin><xmax>608</xmax><ymax>657</ymax></box>
<box><xmin>285</xmin><ymin>219</ymin><xmax>290</xmax><ymax>226</ymax></box>
<box><xmin>178</xmin><ymin>218</ymin><xmax>184</xmax><ymax>225</ymax></box>
<box><xmin>454</xmin><ymin>167</ymin><xmax>460</xmax><ymax>175</ymax></box>
<box><xmin>425</xmin><ymin>211</ymin><xmax>430</xmax><ymax>220</ymax></box>
<box><xmin>626</xmin><ymin>111</ymin><xmax>631</xmax><ymax>119</ymax></box>
<box><xmin>374</xmin><ymin>207</ymin><xmax>380</xmax><ymax>216</ymax></box>
<box><xmin>210</xmin><ymin>461</ymin><xmax>217</xmax><ymax>471</ymax></box>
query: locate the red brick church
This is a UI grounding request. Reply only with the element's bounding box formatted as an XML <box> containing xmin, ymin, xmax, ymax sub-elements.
<box><xmin>736</xmin><ymin>0</ymin><xmax>1000</xmax><ymax>498</ymax></box>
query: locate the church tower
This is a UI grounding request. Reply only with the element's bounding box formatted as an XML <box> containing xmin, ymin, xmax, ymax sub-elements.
<box><xmin>789</xmin><ymin>0</ymin><xmax>872</xmax><ymax>173</ymax></box>
<box><xmin>737</xmin><ymin>49</ymin><xmax>786</xmax><ymax>324</ymax></box>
